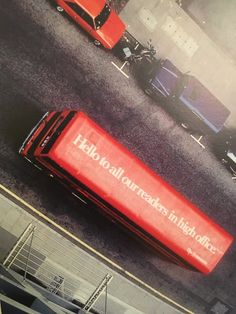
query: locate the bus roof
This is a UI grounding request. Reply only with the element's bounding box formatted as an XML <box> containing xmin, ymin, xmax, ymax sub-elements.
<box><xmin>48</xmin><ymin>112</ymin><xmax>233</xmax><ymax>273</ymax></box>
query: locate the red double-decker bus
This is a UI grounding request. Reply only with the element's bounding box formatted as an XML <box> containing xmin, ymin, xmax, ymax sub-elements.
<box><xmin>19</xmin><ymin>110</ymin><xmax>233</xmax><ymax>274</ymax></box>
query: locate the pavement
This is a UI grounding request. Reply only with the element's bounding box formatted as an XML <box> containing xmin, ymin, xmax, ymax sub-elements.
<box><xmin>120</xmin><ymin>0</ymin><xmax>236</xmax><ymax>127</ymax></box>
<box><xmin>186</xmin><ymin>0</ymin><xmax>236</xmax><ymax>61</ymax></box>
<box><xmin>0</xmin><ymin>185</ymin><xmax>192</xmax><ymax>314</ymax></box>
<box><xmin>109</xmin><ymin>0</ymin><xmax>130</xmax><ymax>13</ymax></box>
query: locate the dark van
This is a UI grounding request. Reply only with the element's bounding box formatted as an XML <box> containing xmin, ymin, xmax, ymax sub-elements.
<box><xmin>138</xmin><ymin>59</ymin><xmax>230</xmax><ymax>135</ymax></box>
<box><xmin>213</xmin><ymin>129</ymin><xmax>236</xmax><ymax>178</ymax></box>
<box><xmin>224</xmin><ymin>142</ymin><xmax>236</xmax><ymax>177</ymax></box>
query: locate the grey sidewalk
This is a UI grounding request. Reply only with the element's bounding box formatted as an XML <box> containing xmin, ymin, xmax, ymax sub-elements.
<box><xmin>120</xmin><ymin>0</ymin><xmax>236</xmax><ymax>127</ymax></box>
<box><xmin>0</xmin><ymin>191</ymin><xmax>192</xmax><ymax>314</ymax></box>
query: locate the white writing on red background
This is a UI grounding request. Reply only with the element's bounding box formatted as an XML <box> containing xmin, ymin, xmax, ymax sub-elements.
<box><xmin>73</xmin><ymin>134</ymin><xmax>219</xmax><ymax>257</ymax></box>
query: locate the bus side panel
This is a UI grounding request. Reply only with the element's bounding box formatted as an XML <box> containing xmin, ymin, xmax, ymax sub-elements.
<box><xmin>47</xmin><ymin>112</ymin><xmax>233</xmax><ymax>274</ymax></box>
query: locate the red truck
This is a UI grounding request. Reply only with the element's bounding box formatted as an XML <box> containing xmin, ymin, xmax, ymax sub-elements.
<box><xmin>19</xmin><ymin>110</ymin><xmax>233</xmax><ymax>274</ymax></box>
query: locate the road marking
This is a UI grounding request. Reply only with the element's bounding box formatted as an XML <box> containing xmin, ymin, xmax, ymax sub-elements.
<box><xmin>190</xmin><ymin>134</ymin><xmax>205</xmax><ymax>149</ymax></box>
<box><xmin>0</xmin><ymin>183</ymin><xmax>194</xmax><ymax>314</ymax></box>
<box><xmin>111</xmin><ymin>61</ymin><xmax>129</xmax><ymax>78</ymax></box>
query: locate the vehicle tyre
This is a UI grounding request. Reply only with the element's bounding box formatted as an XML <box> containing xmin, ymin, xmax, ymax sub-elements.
<box><xmin>93</xmin><ymin>39</ymin><xmax>101</xmax><ymax>47</ymax></box>
<box><xmin>56</xmin><ymin>6</ymin><xmax>64</xmax><ymax>12</ymax></box>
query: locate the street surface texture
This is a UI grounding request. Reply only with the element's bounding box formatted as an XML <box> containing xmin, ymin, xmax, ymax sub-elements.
<box><xmin>0</xmin><ymin>1</ymin><xmax>236</xmax><ymax>313</ymax></box>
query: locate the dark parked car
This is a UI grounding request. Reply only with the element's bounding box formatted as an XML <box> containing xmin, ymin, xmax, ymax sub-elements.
<box><xmin>138</xmin><ymin>59</ymin><xmax>231</xmax><ymax>135</ymax></box>
<box><xmin>224</xmin><ymin>144</ymin><xmax>236</xmax><ymax>178</ymax></box>
<box><xmin>212</xmin><ymin>129</ymin><xmax>236</xmax><ymax>178</ymax></box>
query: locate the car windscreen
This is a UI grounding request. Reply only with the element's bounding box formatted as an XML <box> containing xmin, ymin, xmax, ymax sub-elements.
<box><xmin>94</xmin><ymin>4</ymin><xmax>111</xmax><ymax>29</ymax></box>
<box><xmin>66</xmin><ymin>2</ymin><xmax>94</xmax><ymax>28</ymax></box>
<box><xmin>152</xmin><ymin>61</ymin><xmax>182</xmax><ymax>96</ymax></box>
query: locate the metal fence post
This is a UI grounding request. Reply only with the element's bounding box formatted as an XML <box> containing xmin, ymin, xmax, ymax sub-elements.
<box><xmin>3</xmin><ymin>223</ymin><xmax>33</xmax><ymax>268</ymax></box>
<box><xmin>23</xmin><ymin>226</ymin><xmax>36</xmax><ymax>281</ymax></box>
<box><xmin>105</xmin><ymin>282</ymin><xmax>108</xmax><ymax>314</ymax></box>
<box><xmin>83</xmin><ymin>274</ymin><xmax>113</xmax><ymax>312</ymax></box>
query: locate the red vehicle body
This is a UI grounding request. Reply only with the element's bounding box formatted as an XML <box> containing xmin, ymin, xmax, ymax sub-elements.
<box><xmin>19</xmin><ymin>111</ymin><xmax>233</xmax><ymax>274</ymax></box>
<box><xmin>55</xmin><ymin>0</ymin><xmax>126</xmax><ymax>49</ymax></box>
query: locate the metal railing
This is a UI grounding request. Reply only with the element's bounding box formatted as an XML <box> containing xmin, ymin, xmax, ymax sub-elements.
<box><xmin>2</xmin><ymin>223</ymin><xmax>112</xmax><ymax>313</ymax></box>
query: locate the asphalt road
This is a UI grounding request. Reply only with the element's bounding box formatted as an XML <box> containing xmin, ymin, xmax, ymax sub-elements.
<box><xmin>0</xmin><ymin>1</ymin><xmax>236</xmax><ymax>313</ymax></box>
